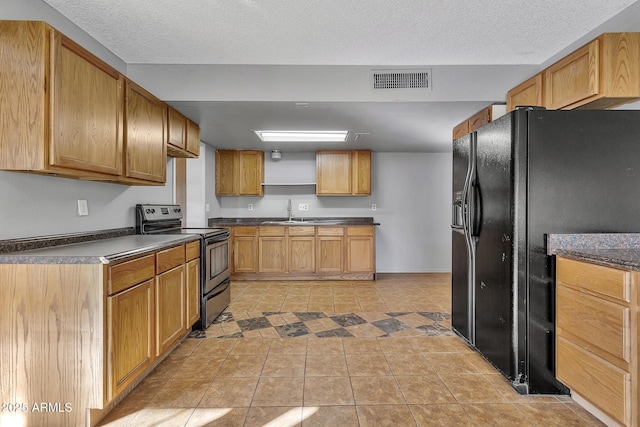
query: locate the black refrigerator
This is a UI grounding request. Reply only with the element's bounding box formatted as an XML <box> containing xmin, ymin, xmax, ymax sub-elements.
<box><xmin>451</xmin><ymin>107</ymin><xmax>640</xmax><ymax>394</ymax></box>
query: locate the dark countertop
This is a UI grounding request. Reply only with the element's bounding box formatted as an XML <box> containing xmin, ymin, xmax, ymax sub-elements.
<box><xmin>547</xmin><ymin>233</ymin><xmax>640</xmax><ymax>272</ymax></box>
<box><xmin>0</xmin><ymin>234</ymin><xmax>199</xmax><ymax>265</ymax></box>
<box><xmin>208</xmin><ymin>217</ymin><xmax>379</xmax><ymax>226</ymax></box>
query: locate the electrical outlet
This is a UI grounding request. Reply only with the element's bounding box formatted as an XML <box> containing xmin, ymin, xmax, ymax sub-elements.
<box><xmin>206</xmin><ymin>204</ymin><xmax>211</xmax><ymax>212</ymax></box>
<box><xmin>298</xmin><ymin>203</ymin><xmax>309</xmax><ymax>211</ymax></box>
<box><xmin>77</xmin><ymin>199</ymin><xmax>89</xmax><ymax>216</ymax></box>
<box><xmin>248</xmin><ymin>204</ymin><xmax>253</xmax><ymax>211</ymax></box>
<box><xmin>372</xmin><ymin>204</ymin><xmax>377</xmax><ymax>211</ymax></box>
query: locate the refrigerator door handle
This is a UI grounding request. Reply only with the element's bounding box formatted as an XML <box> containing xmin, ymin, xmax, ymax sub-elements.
<box><xmin>467</xmin><ymin>132</ymin><xmax>478</xmax><ymax>236</ymax></box>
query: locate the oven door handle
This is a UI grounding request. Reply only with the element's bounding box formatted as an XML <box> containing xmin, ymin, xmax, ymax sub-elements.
<box><xmin>206</xmin><ymin>279</ymin><xmax>230</xmax><ymax>300</ymax></box>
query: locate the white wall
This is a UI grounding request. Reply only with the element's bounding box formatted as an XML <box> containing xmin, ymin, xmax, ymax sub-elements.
<box><xmin>0</xmin><ymin>164</ymin><xmax>174</xmax><ymax>240</ymax></box>
<box><xmin>186</xmin><ymin>143</ymin><xmax>220</xmax><ymax>227</ymax></box>
<box><xmin>217</xmin><ymin>152</ymin><xmax>452</xmax><ymax>272</ymax></box>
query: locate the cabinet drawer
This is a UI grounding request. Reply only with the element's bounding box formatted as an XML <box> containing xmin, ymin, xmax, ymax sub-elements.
<box><xmin>347</xmin><ymin>226</ymin><xmax>374</xmax><ymax>236</ymax></box>
<box><xmin>557</xmin><ymin>285</ymin><xmax>630</xmax><ymax>362</ymax></box>
<box><xmin>234</xmin><ymin>226</ymin><xmax>257</xmax><ymax>237</ymax></box>
<box><xmin>108</xmin><ymin>254</ymin><xmax>155</xmax><ymax>295</ymax></box>
<box><xmin>186</xmin><ymin>241</ymin><xmax>200</xmax><ymax>262</ymax></box>
<box><xmin>259</xmin><ymin>226</ymin><xmax>285</xmax><ymax>236</ymax></box>
<box><xmin>317</xmin><ymin>226</ymin><xmax>344</xmax><ymax>236</ymax></box>
<box><xmin>557</xmin><ymin>336</ymin><xmax>630</xmax><ymax>426</ymax></box>
<box><xmin>288</xmin><ymin>226</ymin><xmax>315</xmax><ymax>236</ymax></box>
<box><xmin>156</xmin><ymin>245</ymin><xmax>185</xmax><ymax>274</ymax></box>
<box><xmin>557</xmin><ymin>257</ymin><xmax>629</xmax><ymax>302</ymax></box>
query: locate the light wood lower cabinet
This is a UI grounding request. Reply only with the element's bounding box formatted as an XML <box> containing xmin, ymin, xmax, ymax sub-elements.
<box><xmin>288</xmin><ymin>227</ymin><xmax>316</xmax><ymax>273</ymax></box>
<box><xmin>346</xmin><ymin>226</ymin><xmax>375</xmax><ymax>273</ymax></box>
<box><xmin>230</xmin><ymin>225</ymin><xmax>374</xmax><ymax>280</ymax></box>
<box><xmin>186</xmin><ymin>258</ymin><xmax>200</xmax><ymax>329</ymax></box>
<box><xmin>0</xmin><ymin>240</ymin><xmax>200</xmax><ymax>427</ymax></box>
<box><xmin>155</xmin><ymin>265</ymin><xmax>185</xmax><ymax>356</ymax></box>
<box><xmin>317</xmin><ymin>227</ymin><xmax>344</xmax><ymax>273</ymax></box>
<box><xmin>555</xmin><ymin>256</ymin><xmax>638</xmax><ymax>426</ymax></box>
<box><xmin>108</xmin><ymin>279</ymin><xmax>154</xmax><ymax>398</ymax></box>
<box><xmin>258</xmin><ymin>227</ymin><xmax>287</xmax><ymax>273</ymax></box>
<box><xmin>232</xmin><ymin>226</ymin><xmax>258</xmax><ymax>273</ymax></box>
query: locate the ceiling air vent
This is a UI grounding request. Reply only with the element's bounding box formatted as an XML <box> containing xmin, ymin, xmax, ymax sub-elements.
<box><xmin>371</xmin><ymin>69</ymin><xmax>431</xmax><ymax>90</ymax></box>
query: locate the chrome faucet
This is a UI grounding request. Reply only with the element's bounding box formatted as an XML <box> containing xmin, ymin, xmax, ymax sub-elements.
<box><xmin>287</xmin><ymin>199</ymin><xmax>293</xmax><ymax>221</ymax></box>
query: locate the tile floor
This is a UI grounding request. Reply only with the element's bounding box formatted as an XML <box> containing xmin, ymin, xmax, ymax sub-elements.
<box><xmin>99</xmin><ymin>274</ymin><xmax>604</xmax><ymax>427</ymax></box>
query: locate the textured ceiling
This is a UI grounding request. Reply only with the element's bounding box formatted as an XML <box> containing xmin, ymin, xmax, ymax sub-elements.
<box><xmin>37</xmin><ymin>0</ymin><xmax>640</xmax><ymax>152</ymax></box>
<box><xmin>42</xmin><ymin>0</ymin><xmax>636</xmax><ymax>65</ymax></box>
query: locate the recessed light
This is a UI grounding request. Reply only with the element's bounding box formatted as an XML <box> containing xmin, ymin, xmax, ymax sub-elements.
<box><xmin>254</xmin><ymin>130</ymin><xmax>349</xmax><ymax>142</ymax></box>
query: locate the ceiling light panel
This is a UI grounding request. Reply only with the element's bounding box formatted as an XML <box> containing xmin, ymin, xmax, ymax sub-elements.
<box><xmin>255</xmin><ymin>130</ymin><xmax>348</xmax><ymax>142</ymax></box>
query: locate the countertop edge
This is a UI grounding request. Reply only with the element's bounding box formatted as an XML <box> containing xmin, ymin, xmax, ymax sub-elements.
<box><xmin>0</xmin><ymin>234</ymin><xmax>199</xmax><ymax>265</ymax></box>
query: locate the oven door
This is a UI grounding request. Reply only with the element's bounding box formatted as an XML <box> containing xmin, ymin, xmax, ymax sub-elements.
<box><xmin>205</xmin><ymin>238</ymin><xmax>230</xmax><ymax>294</ymax></box>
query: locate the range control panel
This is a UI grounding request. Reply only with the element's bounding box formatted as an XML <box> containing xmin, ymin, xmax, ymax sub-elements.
<box><xmin>138</xmin><ymin>204</ymin><xmax>183</xmax><ymax>221</ymax></box>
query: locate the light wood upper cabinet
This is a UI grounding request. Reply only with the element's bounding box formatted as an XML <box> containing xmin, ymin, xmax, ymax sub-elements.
<box><xmin>508</xmin><ymin>33</ymin><xmax>640</xmax><ymax>111</ymax></box>
<box><xmin>546</xmin><ymin>33</ymin><xmax>640</xmax><ymax>109</ymax></box>
<box><xmin>506</xmin><ymin>73</ymin><xmax>544</xmax><ymax>112</ymax></box>
<box><xmin>167</xmin><ymin>107</ymin><xmax>200</xmax><ymax>158</ymax></box>
<box><xmin>186</xmin><ymin>119</ymin><xmax>201</xmax><ymax>157</ymax></box>
<box><xmin>452</xmin><ymin>121</ymin><xmax>470</xmax><ymax>140</ymax></box>
<box><xmin>316</xmin><ymin>150</ymin><xmax>371</xmax><ymax>196</ymax></box>
<box><xmin>124</xmin><ymin>80</ymin><xmax>167</xmax><ymax>184</ymax></box>
<box><xmin>0</xmin><ymin>21</ymin><xmax>124</xmax><ymax>179</ymax></box>
<box><xmin>215</xmin><ymin>150</ymin><xmax>264</xmax><ymax>196</ymax></box>
<box><xmin>555</xmin><ymin>257</ymin><xmax>638</xmax><ymax>427</ymax></box>
<box><xmin>167</xmin><ymin>107</ymin><xmax>187</xmax><ymax>151</ymax></box>
<box><xmin>452</xmin><ymin>105</ymin><xmax>507</xmax><ymax>139</ymax></box>
<box><xmin>238</xmin><ymin>150</ymin><xmax>264</xmax><ymax>195</ymax></box>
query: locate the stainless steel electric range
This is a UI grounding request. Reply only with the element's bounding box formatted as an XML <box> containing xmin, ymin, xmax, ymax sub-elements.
<box><xmin>136</xmin><ymin>204</ymin><xmax>230</xmax><ymax>330</ymax></box>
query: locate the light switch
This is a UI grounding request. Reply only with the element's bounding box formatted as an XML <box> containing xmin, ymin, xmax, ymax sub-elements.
<box><xmin>77</xmin><ymin>200</ymin><xmax>89</xmax><ymax>216</ymax></box>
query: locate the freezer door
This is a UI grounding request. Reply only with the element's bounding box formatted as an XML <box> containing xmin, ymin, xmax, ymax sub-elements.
<box><xmin>451</xmin><ymin>134</ymin><xmax>473</xmax><ymax>342</ymax></box>
<box><xmin>473</xmin><ymin>114</ymin><xmax>517</xmax><ymax>379</ymax></box>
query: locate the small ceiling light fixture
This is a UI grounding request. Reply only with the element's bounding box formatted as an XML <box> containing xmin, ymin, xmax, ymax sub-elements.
<box><xmin>255</xmin><ymin>130</ymin><xmax>349</xmax><ymax>142</ymax></box>
<box><xmin>271</xmin><ymin>150</ymin><xmax>282</xmax><ymax>160</ymax></box>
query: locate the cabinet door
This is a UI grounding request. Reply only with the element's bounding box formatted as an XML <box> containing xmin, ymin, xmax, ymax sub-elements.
<box><xmin>108</xmin><ymin>279</ymin><xmax>154</xmax><ymax>400</ymax></box>
<box><xmin>544</xmin><ymin>40</ymin><xmax>599</xmax><ymax>109</ymax></box>
<box><xmin>468</xmin><ymin>108</ymin><xmax>490</xmax><ymax>133</ymax></box>
<box><xmin>346</xmin><ymin>232</ymin><xmax>375</xmax><ymax>273</ymax></box>
<box><xmin>352</xmin><ymin>150</ymin><xmax>371</xmax><ymax>195</ymax></box>
<box><xmin>186</xmin><ymin>119</ymin><xmax>201</xmax><ymax>157</ymax></box>
<box><xmin>238</xmin><ymin>150</ymin><xmax>264</xmax><ymax>196</ymax></box>
<box><xmin>258</xmin><ymin>236</ymin><xmax>287</xmax><ymax>273</ymax></box>
<box><xmin>316</xmin><ymin>151</ymin><xmax>352</xmax><ymax>195</ymax></box>
<box><xmin>167</xmin><ymin>107</ymin><xmax>186</xmax><ymax>150</ymax></box>
<box><xmin>317</xmin><ymin>229</ymin><xmax>344</xmax><ymax>273</ymax></box>
<box><xmin>452</xmin><ymin>121</ymin><xmax>469</xmax><ymax>140</ymax></box>
<box><xmin>50</xmin><ymin>31</ymin><xmax>124</xmax><ymax>176</ymax></box>
<box><xmin>289</xmin><ymin>237</ymin><xmax>315</xmax><ymax>273</ymax></box>
<box><xmin>233</xmin><ymin>236</ymin><xmax>258</xmax><ymax>273</ymax></box>
<box><xmin>506</xmin><ymin>73</ymin><xmax>544</xmax><ymax>112</ymax></box>
<box><xmin>155</xmin><ymin>266</ymin><xmax>185</xmax><ymax>355</ymax></box>
<box><xmin>185</xmin><ymin>258</ymin><xmax>200</xmax><ymax>329</ymax></box>
<box><xmin>215</xmin><ymin>150</ymin><xmax>237</xmax><ymax>195</ymax></box>
<box><xmin>125</xmin><ymin>80</ymin><xmax>167</xmax><ymax>183</ymax></box>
